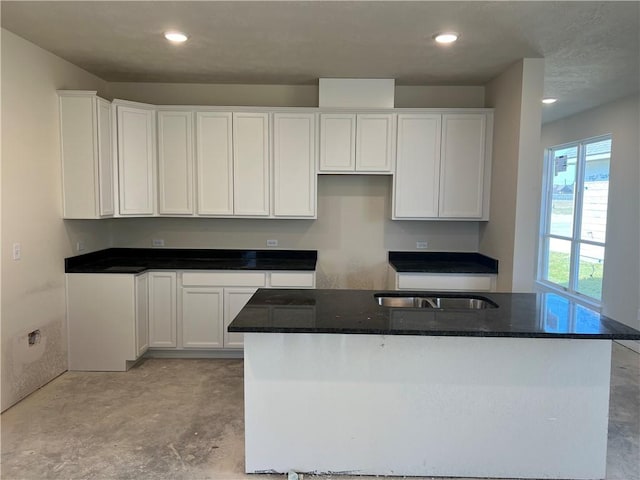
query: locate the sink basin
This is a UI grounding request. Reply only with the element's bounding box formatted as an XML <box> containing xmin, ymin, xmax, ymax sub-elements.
<box><xmin>375</xmin><ymin>296</ymin><xmax>433</xmax><ymax>308</ymax></box>
<box><xmin>375</xmin><ymin>294</ymin><xmax>497</xmax><ymax>310</ymax></box>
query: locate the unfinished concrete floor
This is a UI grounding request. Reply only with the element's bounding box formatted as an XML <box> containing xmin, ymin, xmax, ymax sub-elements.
<box><xmin>1</xmin><ymin>342</ymin><xmax>638</xmax><ymax>480</ymax></box>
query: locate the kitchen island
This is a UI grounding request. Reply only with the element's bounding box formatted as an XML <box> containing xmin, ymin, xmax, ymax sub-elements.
<box><xmin>228</xmin><ymin>289</ymin><xmax>640</xmax><ymax>479</ymax></box>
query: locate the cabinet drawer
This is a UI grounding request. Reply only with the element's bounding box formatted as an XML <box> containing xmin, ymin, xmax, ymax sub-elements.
<box><xmin>397</xmin><ymin>273</ymin><xmax>493</xmax><ymax>291</ymax></box>
<box><xmin>270</xmin><ymin>272</ymin><xmax>315</xmax><ymax>288</ymax></box>
<box><xmin>181</xmin><ymin>271</ymin><xmax>266</xmax><ymax>287</ymax></box>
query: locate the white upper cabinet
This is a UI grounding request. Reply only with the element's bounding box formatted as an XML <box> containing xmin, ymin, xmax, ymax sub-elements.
<box><xmin>59</xmin><ymin>91</ymin><xmax>115</xmax><ymax>219</ymax></box>
<box><xmin>97</xmin><ymin>99</ymin><xmax>115</xmax><ymax>216</ymax></box>
<box><xmin>157</xmin><ymin>111</ymin><xmax>194</xmax><ymax>215</ymax></box>
<box><xmin>439</xmin><ymin>114</ymin><xmax>487</xmax><ymax>218</ymax></box>
<box><xmin>273</xmin><ymin>112</ymin><xmax>317</xmax><ymax>218</ymax></box>
<box><xmin>319</xmin><ymin>113</ymin><xmax>394</xmax><ymax>173</ymax></box>
<box><xmin>393</xmin><ymin>111</ymin><xmax>492</xmax><ymax>220</ymax></box>
<box><xmin>394</xmin><ymin>114</ymin><xmax>442</xmax><ymax>219</ymax></box>
<box><xmin>196</xmin><ymin>112</ymin><xmax>234</xmax><ymax>215</ymax></box>
<box><xmin>319</xmin><ymin>114</ymin><xmax>356</xmax><ymax>171</ymax></box>
<box><xmin>116</xmin><ymin>102</ymin><xmax>157</xmax><ymax>216</ymax></box>
<box><xmin>356</xmin><ymin>114</ymin><xmax>394</xmax><ymax>172</ymax></box>
<box><xmin>233</xmin><ymin>112</ymin><xmax>270</xmax><ymax>216</ymax></box>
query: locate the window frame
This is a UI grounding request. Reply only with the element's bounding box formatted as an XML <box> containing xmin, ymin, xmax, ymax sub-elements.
<box><xmin>537</xmin><ymin>134</ymin><xmax>611</xmax><ymax>308</ymax></box>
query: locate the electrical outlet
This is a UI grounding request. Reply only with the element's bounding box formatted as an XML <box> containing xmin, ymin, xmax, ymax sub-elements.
<box><xmin>416</xmin><ymin>241</ymin><xmax>428</xmax><ymax>249</ymax></box>
<box><xmin>152</xmin><ymin>239</ymin><xmax>165</xmax><ymax>247</ymax></box>
<box><xmin>12</xmin><ymin>243</ymin><xmax>21</xmax><ymax>260</ymax></box>
<box><xmin>76</xmin><ymin>241</ymin><xmax>85</xmax><ymax>252</ymax></box>
<box><xmin>266</xmin><ymin>239</ymin><xmax>278</xmax><ymax>247</ymax></box>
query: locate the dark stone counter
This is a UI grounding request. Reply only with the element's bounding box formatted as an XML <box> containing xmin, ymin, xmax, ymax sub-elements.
<box><xmin>65</xmin><ymin>248</ymin><xmax>317</xmax><ymax>273</ymax></box>
<box><xmin>228</xmin><ymin>289</ymin><xmax>640</xmax><ymax>340</ymax></box>
<box><xmin>389</xmin><ymin>251</ymin><xmax>498</xmax><ymax>274</ymax></box>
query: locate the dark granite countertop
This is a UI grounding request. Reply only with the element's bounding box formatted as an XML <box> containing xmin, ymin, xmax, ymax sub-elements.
<box><xmin>65</xmin><ymin>248</ymin><xmax>317</xmax><ymax>273</ymax></box>
<box><xmin>389</xmin><ymin>251</ymin><xmax>498</xmax><ymax>274</ymax></box>
<box><xmin>228</xmin><ymin>289</ymin><xmax>640</xmax><ymax>340</ymax></box>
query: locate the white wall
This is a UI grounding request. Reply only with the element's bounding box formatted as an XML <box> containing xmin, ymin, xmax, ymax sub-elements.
<box><xmin>479</xmin><ymin>59</ymin><xmax>545</xmax><ymax>292</ymax></box>
<box><xmin>511</xmin><ymin>59</ymin><xmax>545</xmax><ymax>292</ymax></box>
<box><xmin>541</xmin><ymin>94</ymin><xmax>640</xmax><ymax>330</ymax></box>
<box><xmin>1</xmin><ymin>29</ymin><xmax>113</xmax><ymax>411</ymax></box>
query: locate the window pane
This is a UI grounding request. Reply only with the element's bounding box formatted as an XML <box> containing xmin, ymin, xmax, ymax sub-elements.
<box><xmin>580</xmin><ymin>139</ymin><xmax>610</xmax><ymax>243</ymax></box>
<box><xmin>576</xmin><ymin>244</ymin><xmax>604</xmax><ymax>300</ymax></box>
<box><xmin>545</xmin><ymin>238</ymin><xmax>572</xmax><ymax>288</ymax></box>
<box><xmin>549</xmin><ymin>146</ymin><xmax>577</xmax><ymax>237</ymax></box>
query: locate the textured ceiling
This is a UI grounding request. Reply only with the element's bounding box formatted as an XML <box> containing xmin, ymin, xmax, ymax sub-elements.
<box><xmin>2</xmin><ymin>1</ymin><xmax>639</xmax><ymax>123</ymax></box>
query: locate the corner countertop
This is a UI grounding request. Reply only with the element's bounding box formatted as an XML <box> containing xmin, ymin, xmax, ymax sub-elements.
<box><xmin>65</xmin><ymin>248</ymin><xmax>317</xmax><ymax>274</ymax></box>
<box><xmin>389</xmin><ymin>251</ymin><xmax>498</xmax><ymax>274</ymax></box>
<box><xmin>228</xmin><ymin>289</ymin><xmax>640</xmax><ymax>340</ymax></box>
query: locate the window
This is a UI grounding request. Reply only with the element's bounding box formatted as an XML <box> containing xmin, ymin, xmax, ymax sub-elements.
<box><xmin>538</xmin><ymin>135</ymin><xmax>611</xmax><ymax>303</ymax></box>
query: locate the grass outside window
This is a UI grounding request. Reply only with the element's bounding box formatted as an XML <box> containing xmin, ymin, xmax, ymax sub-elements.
<box><xmin>547</xmin><ymin>251</ymin><xmax>603</xmax><ymax>300</ymax></box>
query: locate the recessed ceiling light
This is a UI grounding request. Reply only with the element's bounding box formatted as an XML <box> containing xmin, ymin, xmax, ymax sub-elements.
<box><xmin>164</xmin><ymin>31</ymin><xmax>188</xmax><ymax>43</ymax></box>
<box><xmin>542</xmin><ymin>98</ymin><xmax>558</xmax><ymax>104</ymax></box>
<box><xmin>434</xmin><ymin>32</ymin><xmax>459</xmax><ymax>44</ymax></box>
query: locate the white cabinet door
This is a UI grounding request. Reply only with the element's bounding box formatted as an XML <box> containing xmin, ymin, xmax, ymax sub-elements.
<box><xmin>97</xmin><ymin>98</ymin><xmax>115</xmax><ymax>216</ymax></box>
<box><xmin>439</xmin><ymin>114</ymin><xmax>486</xmax><ymax>218</ymax></box>
<box><xmin>273</xmin><ymin>113</ymin><xmax>316</xmax><ymax>218</ymax></box>
<box><xmin>223</xmin><ymin>288</ymin><xmax>257</xmax><ymax>349</ymax></box>
<box><xmin>319</xmin><ymin>114</ymin><xmax>356</xmax><ymax>171</ymax></box>
<box><xmin>59</xmin><ymin>91</ymin><xmax>114</xmax><ymax>219</ymax></box>
<box><xmin>148</xmin><ymin>272</ymin><xmax>177</xmax><ymax>347</ymax></box>
<box><xmin>233</xmin><ymin>113</ymin><xmax>270</xmax><ymax>216</ymax></box>
<box><xmin>181</xmin><ymin>287</ymin><xmax>224</xmax><ymax>348</ymax></box>
<box><xmin>117</xmin><ymin>104</ymin><xmax>156</xmax><ymax>215</ymax></box>
<box><xmin>356</xmin><ymin>114</ymin><xmax>394</xmax><ymax>172</ymax></box>
<box><xmin>394</xmin><ymin>114</ymin><xmax>442</xmax><ymax>219</ymax></box>
<box><xmin>196</xmin><ymin>112</ymin><xmax>233</xmax><ymax>215</ymax></box>
<box><xmin>158</xmin><ymin>111</ymin><xmax>194</xmax><ymax>215</ymax></box>
<box><xmin>135</xmin><ymin>273</ymin><xmax>149</xmax><ymax>357</ymax></box>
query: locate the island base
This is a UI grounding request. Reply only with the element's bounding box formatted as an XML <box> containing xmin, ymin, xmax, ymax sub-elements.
<box><xmin>244</xmin><ymin>333</ymin><xmax>611</xmax><ymax>479</ymax></box>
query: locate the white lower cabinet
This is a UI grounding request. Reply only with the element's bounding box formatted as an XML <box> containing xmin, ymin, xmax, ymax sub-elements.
<box><xmin>67</xmin><ymin>269</ymin><xmax>315</xmax><ymax>368</ymax></box>
<box><xmin>395</xmin><ymin>272</ymin><xmax>496</xmax><ymax>292</ymax></box>
<box><xmin>66</xmin><ymin>273</ymin><xmax>148</xmax><ymax>371</ymax></box>
<box><xmin>135</xmin><ymin>274</ymin><xmax>150</xmax><ymax>357</ymax></box>
<box><xmin>146</xmin><ymin>270</ymin><xmax>315</xmax><ymax>353</ymax></box>
<box><xmin>148</xmin><ymin>272</ymin><xmax>177</xmax><ymax>347</ymax></box>
<box><xmin>181</xmin><ymin>287</ymin><xmax>224</xmax><ymax>348</ymax></box>
<box><xmin>224</xmin><ymin>288</ymin><xmax>258</xmax><ymax>348</ymax></box>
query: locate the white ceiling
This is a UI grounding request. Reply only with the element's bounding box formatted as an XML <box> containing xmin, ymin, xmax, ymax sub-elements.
<box><xmin>2</xmin><ymin>1</ymin><xmax>639</xmax><ymax>123</ymax></box>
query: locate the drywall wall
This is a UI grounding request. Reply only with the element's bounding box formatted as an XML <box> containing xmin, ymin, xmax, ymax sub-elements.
<box><xmin>541</xmin><ymin>94</ymin><xmax>640</xmax><ymax>332</ymax></box>
<box><xmin>107</xmin><ymin>82</ymin><xmax>485</xmax><ymax>108</ymax></box>
<box><xmin>1</xmin><ymin>29</ymin><xmax>113</xmax><ymax>411</ymax></box>
<box><xmin>511</xmin><ymin>59</ymin><xmax>545</xmax><ymax>292</ymax></box>
<box><xmin>107</xmin><ymin>82</ymin><xmax>319</xmax><ymax>107</ymax></box>
<box><xmin>111</xmin><ymin>176</ymin><xmax>480</xmax><ymax>289</ymax></box>
<box><xmin>479</xmin><ymin>61</ymin><xmax>523</xmax><ymax>290</ymax></box>
<box><xmin>394</xmin><ymin>86</ymin><xmax>485</xmax><ymax>108</ymax></box>
<box><xmin>479</xmin><ymin>59</ymin><xmax>545</xmax><ymax>292</ymax></box>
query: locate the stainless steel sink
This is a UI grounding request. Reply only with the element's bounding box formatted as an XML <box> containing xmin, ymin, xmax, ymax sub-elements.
<box><xmin>376</xmin><ymin>296</ymin><xmax>433</xmax><ymax>308</ymax></box>
<box><xmin>375</xmin><ymin>294</ymin><xmax>497</xmax><ymax>310</ymax></box>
